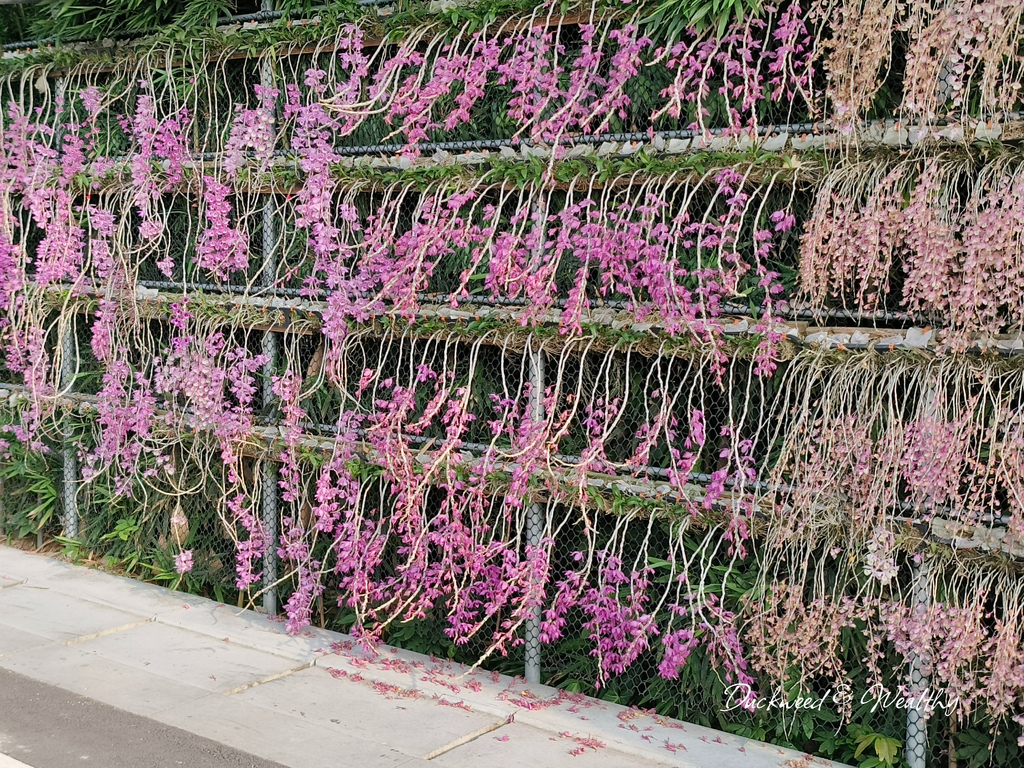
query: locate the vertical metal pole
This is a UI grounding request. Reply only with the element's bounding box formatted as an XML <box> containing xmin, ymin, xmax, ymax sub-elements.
<box><xmin>522</xmin><ymin>193</ymin><xmax>548</xmax><ymax>685</ymax></box>
<box><xmin>524</xmin><ymin>343</ymin><xmax>544</xmax><ymax>685</ymax></box>
<box><xmin>60</xmin><ymin>321</ymin><xmax>79</xmax><ymax>538</ymax></box>
<box><xmin>261</xmin><ymin>198</ymin><xmax>279</xmax><ymax>616</ymax></box>
<box><xmin>906</xmin><ymin>375</ymin><xmax>935</xmax><ymax>768</ymax></box>
<box><xmin>259</xmin><ymin>40</ymin><xmax>279</xmax><ymax>616</ymax></box>
<box><xmin>906</xmin><ymin>557</ymin><xmax>930</xmax><ymax>768</ymax></box>
<box><xmin>53</xmin><ymin>75</ymin><xmax>79</xmax><ymax>541</ymax></box>
<box><xmin>260</xmin><ymin>458</ymin><xmax>278</xmax><ymax>616</ymax></box>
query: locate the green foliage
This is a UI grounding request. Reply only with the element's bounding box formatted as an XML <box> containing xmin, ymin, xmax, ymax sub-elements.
<box><xmin>384</xmin><ymin>0</ymin><xmax>582</xmax><ymax>37</ymax></box>
<box><xmin>99</xmin><ymin>516</ymin><xmax>142</xmax><ymax>543</ymax></box>
<box><xmin>385</xmin><ymin>616</ymin><xmax>459</xmax><ymax>658</ymax></box>
<box><xmin>172</xmin><ymin>0</ymin><xmax>237</xmax><ymax>33</ymax></box>
<box><xmin>815</xmin><ymin>725</ymin><xmax>905</xmax><ymax>768</ymax></box>
<box><xmin>27</xmin><ymin>0</ymin><xmax>235</xmax><ymax>41</ymax></box>
<box><xmin>54</xmin><ymin>534</ymin><xmax>89</xmax><ymax>561</ymax></box>
<box><xmin>7</xmin><ymin>0</ymin><xmax>570</xmax><ymax>49</ymax></box>
<box><xmin>0</xmin><ymin>0</ymin><xmax>792</xmax><ymax>83</ymax></box>
<box><xmin>530</xmin><ymin>528</ymin><xmax>913</xmax><ymax>766</ymax></box>
<box><xmin>0</xmin><ymin>435</ymin><xmax>60</xmax><ymax>540</ymax></box>
<box><xmin>640</xmin><ymin>0</ymin><xmax>763</xmax><ymax>43</ymax></box>
<box><xmin>849</xmin><ymin>725</ymin><xmax>902</xmax><ymax>768</ymax></box>
<box><xmin>954</xmin><ymin>729</ymin><xmax>995</xmax><ymax>767</ymax></box>
<box><xmin>0</xmin><ymin>4</ymin><xmax>37</xmax><ymax>45</ymax></box>
<box><xmin>951</xmin><ymin>719</ymin><xmax>1023</xmax><ymax>767</ymax></box>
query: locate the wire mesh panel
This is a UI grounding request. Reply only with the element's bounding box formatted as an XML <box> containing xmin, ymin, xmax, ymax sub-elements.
<box><xmin>4</xmin><ymin>4</ymin><xmax>1024</xmax><ymax>768</ymax></box>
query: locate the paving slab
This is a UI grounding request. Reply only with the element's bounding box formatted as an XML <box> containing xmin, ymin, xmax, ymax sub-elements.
<box><xmin>504</xmin><ymin>680</ymin><xmax>805</xmax><ymax>768</ymax></box>
<box><xmin>70</xmin><ymin>621</ymin><xmax>305</xmax><ymax>695</ymax></box>
<box><xmin>0</xmin><ymin>546</ymin><xmax>211</xmax><ymax>616</ymax></box>
<box><xmin>232</xmin><ymin>665</ymin><xmax>502</xmax><ymax>759</ymax></box>
<box><xmin>0</xmin><ymin>548</ymin><xmax>211</xmax><ymax>618</ymax></box>
<box><xmin>34</xmin><ymin>567</ymin><xmax>212</xmax><ymax>616</ymax></box>
<box><xmin>0</xmin><ymin>643</ymin><xmax>207</xmax><ymax>716</ymax></box>
<box><xmin>154</xmin><ymin>600</ymin><xmax>326</xmax><ymax>663</ymax></box>
<box><xmin>311</xmin><ymin>634</ymin><xmax>846</xmax><ymax>768</ymax></box>
<box><xmin>0</xmin><ymin>546</ymin><xmax>68</xmax><ymax>582</ymax></box>
<box><xmin>0</xmin><ymin>584</ymin><xmax>146</xmax><ymax>642</ymax></box>
<box><xmin>0</xmin><ymin>624</ymin><xmax>50</xmax><ymax>658</ymax></box>
<box><xmin>306</xmin><ymin>646</ymin><xmax>720</xmax><ymax>767</ymax></box>
<box><xmin>152</xmin><ymin>692</ymin><xmax>424</xmax><ymax>768</ymax></box>
<box><xmin>0</xmin><ymin>545</ymin><xmax>850</xmax><ymax>768</ymax></box>
<box><xmin>431</xmin><ymin>721</ymin><xmax>660</xmax><ymax>768</ymax></box>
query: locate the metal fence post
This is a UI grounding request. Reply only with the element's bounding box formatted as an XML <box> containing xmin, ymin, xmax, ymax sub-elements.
<box><xmin>52</xmin><ymin>75</ymin><xmax>80</xmax><ymax>541</ymax></box>
<box><xmin>906</xmin><ymin>557</ymin><xmax>930</xmax><ymax>768</ymax></box>
<box><xmin>259</xmin><ymin>33</ymin><xmax>279</xmax><ymax>615</ymax></box>
<box><xmin>522</xmin><ymin>194</ymin><xmax>549</xmax><ymax>685</ymax></box>
<box><xmin>524</xmin><ymin>341</ymin><xmax>544</xmax><ymax>684</ymax></box>
<box><xmin>906</xmin><ymin>376</ymin><xmax>935</xmax><ymax>768</ymax></box>
<box><xmin>60</xmin><ymin>319</ymin><xmax>79</xmax><ymax>538</ymax></box>
<box><xmin>260</xmin><ymin>196</ymin><xmax>279</xmax><ymax>616</ymax></box>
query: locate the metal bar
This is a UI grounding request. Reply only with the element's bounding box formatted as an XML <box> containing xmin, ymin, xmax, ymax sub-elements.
<box><xmin>60</xmin><ymin>318</ymin><xmax>79</xmax><ymax>538</ymax></box>
<box><xmin>259</xmin><ymin>41</ymin><xmax>279</xmax><ymax>616</ymax></box>
<box><xmin>123</xmin><ymin>282</ymin><xmax>1021</xmax><ymax>358</ymax></box>
<box><xmin>3</xmin><ymin>367</ymin><xmax>1016</xmax><ymax>540</ymax></box>
<box><xmin>260</xmin><ymin>205</ymin><xmax>280</xmax><ymax>617</ymax></box>
<box><xmin>524</xmin><ymin>193</ymin><xmax>547</xmax><ymax>685</ymax></box>
<box><xmin>182</xmin><ymin>122</ymin><xmax>825</xmax><ymax>163</ymax></box>
<box><xmin>260</xmin><ymin>452</ymin><xmax>279</xmax><ymax>616</ymax></box>
<box><xmin>905</xmin><ymin>378</ymin><xmax>936</xmax><ymax>768</ymax></box>
<box><xmin>329</xmin><ymin>125</ymin><xmax>787</xmax><ymax>157</ymax></box>
<box><xmin>55</xmin><ymin>76</ymin><xmax>80</xmax><ymax>541</ymax></box>
<box><xmin>140</xmin><ymin>114</ymin><xmax>973</xmax><ymax>166</ymax></box>
<box><xmin>905</xmin><ymin>557</ymin><xmax>930</xmax><ymax>768</ymax></box>
<box><xmin>128</xmin><ymin>279</ymin><xmax>936</xmax><ymax>335</ymax></box>
<box><xmin>1</xmin><ymin>378</ymin><xmax>1018</xmax><ymax>563</ymax></box>
<box><xmin>524</xmin><ymin>340</ymin><xmax>545</xmax><ymax>685</ymax></box>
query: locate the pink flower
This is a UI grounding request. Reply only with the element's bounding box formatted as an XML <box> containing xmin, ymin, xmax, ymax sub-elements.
<box><xmin>174</xmin><ymin>550</ymin><xmax>194</xmax><ymax>575</ymax></box>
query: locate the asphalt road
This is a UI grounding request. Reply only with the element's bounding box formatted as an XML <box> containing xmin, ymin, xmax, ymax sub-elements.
<box><xmin>0</xmin><ymin>668</ymin><xmax>289</xmax><ymax>768</ymax></box>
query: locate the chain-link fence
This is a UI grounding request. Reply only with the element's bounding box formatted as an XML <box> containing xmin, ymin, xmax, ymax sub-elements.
<box><xmin>2</xmin><ymin>8</ymin><xmax>1024</xmax><ymax>768</ymax></box>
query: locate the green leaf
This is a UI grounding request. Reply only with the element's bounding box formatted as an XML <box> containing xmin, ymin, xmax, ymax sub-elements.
<box><xmin>854</xmin><ymin>733</ymin><xmax>876</xmax><ymax>759</ymax></box>
<box><xmin>874</xmin><ymin>736</ymin><xmax>899</xmax><ymax>765</ymax></box>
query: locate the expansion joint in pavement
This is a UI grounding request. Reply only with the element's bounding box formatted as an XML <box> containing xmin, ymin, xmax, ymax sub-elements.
<box><xmin>64</xmin><ymin>617</ymin><xmax>156</xmax><ymax>645</ymax></box>
<box><xmin>222</xmin><ymin>661</ymin><xmax>316</xmax><ymax>696</ymax></box>
<box><xmin>421</xmin><ymin>715</ymin><xmax>514</xmax><ymax>760</ymax></box>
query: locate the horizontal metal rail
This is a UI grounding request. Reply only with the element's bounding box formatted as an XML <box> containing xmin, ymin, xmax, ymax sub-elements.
<box><xmin>325</xmin><ymin>125</ymin><xmax>816</xmax><ymax>158</ymax></box>
<box><xmin>295</xmin><ymin>419</ymin><xmax>1010</xmax><ymax>527</ymax></box>
<box><xmin>133</xmin><ymin>279</ymin><xmax>929</xmax><ymax>329</ymax></box>
<box><xmin>0</xmin><ymin>379</ymin><xmax>1014</xmax><ymax>559</ymax></box>
<box><xmin>191</xmin><ymin>114</ymin><xmax>1022</xmax><ymax>163</ymax></box>
<box><xmin>118</xmin><ymin>282</ymin><xmax>1024</xmax><ymax>355</ymax></box>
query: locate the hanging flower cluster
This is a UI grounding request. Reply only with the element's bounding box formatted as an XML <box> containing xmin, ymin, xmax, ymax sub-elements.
<box><xmin>801</xmin><ymin>156</ymin><xmax>1024</xmax><ymax>341</ymax></box>
<box><xmin>819</xmin><ymin>0</ymin><xmax>1024</xmax><ymax>123</ymax></box>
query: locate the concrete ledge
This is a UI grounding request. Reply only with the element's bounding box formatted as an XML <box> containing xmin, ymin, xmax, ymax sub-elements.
<box><xmin>0</xmin><ymin>545</ymin><xmax>848</xmax><ymax>768</ymax></box>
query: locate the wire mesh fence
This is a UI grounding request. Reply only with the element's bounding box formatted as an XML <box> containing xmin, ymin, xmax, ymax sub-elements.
<box><xmin>3</xmin><ymin>8</ymin><xmax>1024</xmax><ymax>768</ymax></box>
<box><xmin>4</xmin><ymin>325</ymin><xmax>1023</xmax><ymax>765</ymax></box>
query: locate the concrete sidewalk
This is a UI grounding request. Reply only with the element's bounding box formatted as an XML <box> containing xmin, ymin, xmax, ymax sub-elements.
<box><xmin>0</xmin><ymin>545</ymin><xmax>839</xmax><ymax>768</ymax></box>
